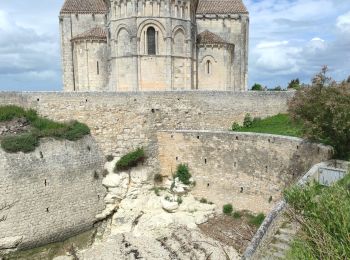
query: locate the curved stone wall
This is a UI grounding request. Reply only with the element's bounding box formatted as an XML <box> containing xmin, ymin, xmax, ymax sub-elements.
<box><xmin>0</xmin><ymin>136</ymin><xmax>106</xmax><ymax>252</ymax></box>
<box><xmin>157</xmin><ymin>131</ymin><xmax>333</xmax><ymax>213</ymax></box>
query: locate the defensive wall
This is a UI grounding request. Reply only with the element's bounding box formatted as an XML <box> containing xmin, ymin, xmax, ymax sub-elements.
<box><xmin>0</xmin><ymin>91</ymin><xmax>294</xmax><ymax>158</ymax></box>
<box><xmin>0</xmin><ymin>136</ymin><xmax>106</xmax><ymax>252</ymax></box>
<box><xmin>157</xmin><ymin>131</ymin><xmax>333</xmax><ymax>213</ymax></box>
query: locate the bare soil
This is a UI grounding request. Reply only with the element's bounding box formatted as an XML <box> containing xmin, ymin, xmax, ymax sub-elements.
<box><xmin>199</xmin><ymin>211</ymin><xmax>259</xmax><ymax>254</ymax></box>
<box><xmin>0</xmin><ymin>118</ymin><xmax>30</xmax><ymax>137</ymax></box>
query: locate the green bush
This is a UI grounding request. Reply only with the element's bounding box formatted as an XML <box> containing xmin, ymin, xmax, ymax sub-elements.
<box><xmin>232</xmin><ymin>211</ymin><xmax>242</xmax><ymax>219</ymax></box>
<box><xmin>243</xmin><ymin>113</ymin><xmax>253</xmax><ymax>128</ymax></box>
<box><xmin>200</xmin><ymin>198</ymin><xmax>208</xmax><ymax>204</ymax></box>
<box><xmin>114</xmin><ymin>148</ymin><xmax>145</xmax><ymax>172</ymax></box>
<box><xmin>223</xmin><ymin>204</ymin><xmax>233</xmax><ymax>215</ymax></box>
<box><xmin>288</xmin><ymin>66</ymin><xmax>350</xmax><ymax>159</ymax></box>
<box><xmin>1</xmin><ymin>133</ymin><xmax>39</xmax><ymax>153</ymax></box>
<box><xmin>251</xmin><ymin>83</ymin><xmax>263</xmax><ymax>91</ymax></box>
<box><xmin>0</xmin><ymin>105</ymin><xmax>27</xmax><ymax>121</ymax></box>
<box><xmin>231</xmin><ymin>122</ymin><xmax>241</xmax><ymax>131</ymax></box>
<box><xmin>248</xmin><ymin>213</ymin><xmax>265</xmax><ymax>227</ymax></box>
<box><xmin>175</xmin><ymin>164</ymin><xmax>192</xmax><ymax>185</ymax></box>
<box><xmin>285</xmin><ymin>174</ymin><xmax>350</xmax><ymax>259</ymax></box>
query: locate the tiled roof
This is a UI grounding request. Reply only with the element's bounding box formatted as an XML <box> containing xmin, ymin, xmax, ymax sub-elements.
<box><xmin>197</xmin><ymin>0</ymin><xmax>248</xmax><ymax>14</ymax></box>
<box><xmin>197</xmin><ymin>30</ymin><xmax>230</xmax><ymax>45</ymax></box>
<box><xmin>60</xmin><ymin>0</ymin><xmax>108</xmax><ymax>14</ymax></box>
<box><xmin>71</xmin><ymin>27</ymin><xmax>107</xmax><ymax>41</ymax></box>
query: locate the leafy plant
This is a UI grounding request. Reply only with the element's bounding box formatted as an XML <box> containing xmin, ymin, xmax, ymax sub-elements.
<box><xmin>251</xmin><ymin>83</ymin><xmax>263</xmax><ymax>91</ymax></box>
<box><xmin>287</xmin><ymin>78</ymin><xmax>301</xmax><ymax>90</ymax></box>
<box><xmin>177</xmin><ymin>196</ymin><xmax>183</xmax><ymax>205</ymax></box>
<box><xmin>243</xmin><ymin>113</ymin><xmax>253</xmax><ymax>128</ymax></box>
<box><xmin>175</xmin><ymin>164</ymin><xmax>192</xmax><ymax>185</ymax></box>
<box><xmin>200</xmin><ymin>198</ymin><xmax>208</xmax><ymax>204</ymax></box>
<box><xmin>231</xmin><ymin>122</ymin><xmax>241</xmax><ymax>131</ymax></box>
<box><xmin>232</xmin><ymin>211</ymin><xmax>242</xmax><ymax>219</ymax></box>
<box><xmin>154</xmin><ymin>173</ymin><xmax>163</xmax><ymax>183</ymax></box>
<box><xmin>114</xmin><ymin>148</ymin><xmax>145</xmax><ymax>172</ymax></box>
<box><xmin>288</xmin><ymin>67</ymin><xmax>350</xmax><ymax>159</ymax></box>
<box><xmin>106</xmin><ymin>155</ymin><xmax>114</xmax><ymax>162</ymax></box>
<box><xmin>223</xmin><ymin>204</ymin><xmax>233</xmax><ymax>215</ymax></box>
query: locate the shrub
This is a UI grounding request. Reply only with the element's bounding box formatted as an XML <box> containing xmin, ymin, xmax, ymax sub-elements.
<box><xmin>248</xmin><ymin>213</ymin><xmax>265</xmax><ymax>227</ymax></box>
<box><xmin>243</xmin><ymin>113</ymin><xmax>253</xmax><ymax>128</ymax></box>
<box><xmin>154</xmin><ymin>173</ymin><xmax>163</xmax><ymax>183</ymax></box>
<box><xmin>1</xmin><ymin>133</ymin><xmax>39</xmax><ymax>153</ymax></box>
<box><xmin>251</xmin><ymin>83</ymin><xmax>263</xmax><ymax>91</ymax></box>
<box><xmin>200</xmin><ymin>198</ymin><xmax>208</xmax><ymax>204</ymax></box>
<box><xmin>232</xmin><ymin>211</ymin><xmax>242</xmax><ymax>219</ymax></box>
<box><xmin>223</xmin><ymin>204</ymin><xmax>233</xmax><ymax>215</ymax></box>
<box><xmin>175</xmin><ymin>164</ymin><xmax>192</xmax><ymax>185</ymax></box>
<box><xmin>288</xmin><ymin>67</ymin><xmax>350</xmax><ymax>159</ymax></box>
<box><xmin>102</xmin><ymin>169</ymin><xmax>109</xmax><ymax>177</ymax></box>
<box><xmin>177</xmin><ymin>196</ymin><xmax>183</xmax><ymax>205</ymax></box>
<box><xmin>231</xmin><ymin>122</ymin><xmax>241</xmax><ymax>131</ymax></box>
<box><xmin>287</xmin><ymin>78</ymin><xmax>301</xmax><ymax>90</ymax></box>
<box><xmin>0</xmin><ymin>105</ymin><xmax>27</xmax><ymax>122</ymax></box>
<box><xmin>114</xmin><ymin>148</ymin><xmax>145</xmax><ymax>172</ymax></box>
<box><xmin>106</xmin><ymin>155</ymin><xmax>114</xmax><ymax>162</ymax></box>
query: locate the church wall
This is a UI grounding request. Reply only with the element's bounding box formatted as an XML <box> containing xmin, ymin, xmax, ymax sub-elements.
<box><xmin>60</xmin><ymin>13</ymin><xmax>107</xmax><ymax>92</ymax></box>
<box><xmin>73</xmin><ymin>41</ymin><xmax>108</xmax><ymax>91</ymax></box>
<box><xmin>196</xmin><ymin>14</ymin><xmax>249</xmax><ymax>91</ymax></box>
<box><xmin>197</xmin><ymin>46</ymin><xmax>232</xmax><ymax>91</ymax></box>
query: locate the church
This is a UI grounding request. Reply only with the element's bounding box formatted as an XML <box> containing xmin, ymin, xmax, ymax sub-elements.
<box><xmin>59</xmin><ymin>0</ymin><xmax>249</xmax><ymax>92</ymax></box>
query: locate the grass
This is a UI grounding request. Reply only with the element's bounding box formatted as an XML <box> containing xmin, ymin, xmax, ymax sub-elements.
<box><xmin>114</xmin><ymin>148</ymin><xmax>145</xmax><ymax>172</ymax></box>
<box><xmin>0</xmin><ymin>105</ymin><xmax>90</xmax><ymax>153</ymax></box>
<box><xmin>233</xmin><ymin>114</ymin><xmax>303</xmax><ymax>137</ymax></box>
<box><xmin>247</xmin><ymin>213</ymin><xmax>265</xmax><ymax>227</ymax></box>
<box><xmin>223</xmin><ymin>204</ymin><xmax>233</xmax><ymax>215</ymax></box>
<box><xmin>285</xmin><ymin>174</ymin><xmax>350</xmax><ymax>259</ymax></box>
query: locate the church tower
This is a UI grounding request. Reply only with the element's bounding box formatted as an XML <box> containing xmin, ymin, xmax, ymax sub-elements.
<box><xmin>107</xmin><ymin>0</ymin><xmax>199</xmax><ymax>91</ymax></box>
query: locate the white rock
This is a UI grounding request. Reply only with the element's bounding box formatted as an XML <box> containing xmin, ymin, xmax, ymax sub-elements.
<box><xmin>161</xmin><ymin>198</ymin><xmax>179</xmax><ymax>213</ymax></box>
<box><xmin>102</xmin><ymin>172</ymin><xmax>129</xmax><ymax>188</ymax></box>
<box><xmin>104</xmin><ymin>193</ymin><xmax>119</xmax><ymax>204</ymax></box>
<box><xmin>0</xmin><ymin>236</ymin><xmax>23</xmax><ymax>250</ymax></box>
<box><xmin>108</xmin><ymin>187</ymin><xmax>128</xmax><ymax>200</ymax></box>
<box><xmin>130</xmin><ymin>166</ymin><xmax>150</xmax><ymax>185</ymax></box>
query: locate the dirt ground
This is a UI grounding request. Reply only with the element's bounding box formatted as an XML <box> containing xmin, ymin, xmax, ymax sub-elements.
<box><xmin>199</xmin><ymin>211</ymin><xmax>259</xmax><ymax>254</ymax></box>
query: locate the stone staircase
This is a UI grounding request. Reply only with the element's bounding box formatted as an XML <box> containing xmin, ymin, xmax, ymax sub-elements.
<box><xmin>260</xmin><ymin>220</ymin><xmax>299</xmax><ymax>259</ymax></box>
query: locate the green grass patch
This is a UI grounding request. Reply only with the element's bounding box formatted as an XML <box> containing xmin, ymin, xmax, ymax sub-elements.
<box><xmin>285</xmin><ymin>174</ymin><xmax>350</xmax><ymax>259</ymax></box>
<box><xmin>0</xmin><ymin>105</ymin><xmax>90</xmax><ymax>153</ymax></box>
<box><xmin>232</xmin><ymin>114</ymin><xmax>303</xmax><ymax>137</ymax></box>
<box><xmin>114</xmin><ymin>148</ymin><xmax>145</xmax><ymax>172</ymax></box>
<box><xmin>247</xmin><ymin>213</ymin><xmax>265</xmax><ymax>227</ymax></box>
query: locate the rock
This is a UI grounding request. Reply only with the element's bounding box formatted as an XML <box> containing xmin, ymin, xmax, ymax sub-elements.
<box><xmin>161</xmin><ymin>197</ymin><xmax>179</xmax><ymax>213</ymax></box>
<box><xmin>108</xmin><ymin>187</ymin><xmax>128</xmax><ymax>200</ymax></box>
<box><xmin>0</xmin><ymin>236</ymin><xmax>23</xmax><ymax>250</ymax></box>
<box><xmin>96</xmin><ymin>204</ymin><xmax>119</xmax><ymax>220</ymax></box>
<box><xmin>102</xmin><ymin>172</ymin><xmax>129</xmax><ymax>188</ymax></box>
<box><xmin>130</xmin><ymin>166</ymin><xmax>150</xmax><ymax>185</ymax></box>
<box><xmin>104</xmin><ymin>193</ymin><xmax>119</xmax><ymax>204</ymax></box>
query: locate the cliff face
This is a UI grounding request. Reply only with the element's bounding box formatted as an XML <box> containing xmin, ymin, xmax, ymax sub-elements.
<box><xmin>0</xmin><ymin>136</ymin><xmax>106</xmax><ymax>252</ymax></box>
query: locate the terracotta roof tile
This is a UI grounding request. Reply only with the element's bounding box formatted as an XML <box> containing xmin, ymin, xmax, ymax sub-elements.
<box><xmin>71</xmin><ymin>27</ymin><xmax>107</xmax><ymax>41</ymax></box>
<box><xmin>197</xmin><ymin>0</ymin><xmax>248</xmax><ymax>14</ymax></box>
<box><xmin>197</xmin><ymin>30</ymin><xmax>231</xmax><ymax>45</ymax></box>
<box><xmin>60</xmin><ymin>0</ymin><xmax>108</xmax><ymax>14</ymax></box>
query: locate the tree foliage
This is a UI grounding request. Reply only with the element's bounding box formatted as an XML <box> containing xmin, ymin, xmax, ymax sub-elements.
<box><xmin>288</xmin><ymin>66</ymin><xmax>350</xmax><ymax>159</ymax></box>
<box><xmin>251</xmin><ymin>83</ymin><xmax>263</xmax><ymax>91</ymax></box>
<box><xmin>287</xmin><ymin>78</ymin><xmax>301</xmax><ymax>90</ymax></box>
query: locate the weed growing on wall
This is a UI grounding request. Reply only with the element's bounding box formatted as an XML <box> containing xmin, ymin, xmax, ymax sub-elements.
<box><xmin>114</xmin><ymin>148</ymin><xmax>145</xmax><ymax>172</ymax></box>
<box><xmin>0</xmin><ymin>105</ymin><xmax>90</xmax><ymax>153</ymax></box>
<box><xmin>175</xmin><ymin>164</ymin><xmax>192</xmax><ymax>185</ymax></box>
<box><xmin>247</xmin><ymin>213</ymin><xmax>265</xmax><ymax>227</ymax></box>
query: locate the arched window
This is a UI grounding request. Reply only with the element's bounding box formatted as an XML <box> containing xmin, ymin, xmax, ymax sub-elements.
<box><xmin>206</xmin><ymin>60</ymin><xmax>211</xmax><ymax>74</ymax></box>
<box><xmin>147</xmin><ymin>27</ymin><xmax>156</xmax><ymax>55</ymax></box>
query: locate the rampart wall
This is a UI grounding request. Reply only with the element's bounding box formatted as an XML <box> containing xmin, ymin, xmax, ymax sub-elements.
<box><xmin>0</xmin><ymin>136</ymin><xmax>106</xmax><ymax>251</ymax></box>
<box><xmin>157</xmin><ymin>131</ymin><xmax>333</xmax><ymax>213</ymax></box>
<box><xmin>0</xmin><ymin>91</ymin><xmax>294</xmax><ymax>159</ymax></box>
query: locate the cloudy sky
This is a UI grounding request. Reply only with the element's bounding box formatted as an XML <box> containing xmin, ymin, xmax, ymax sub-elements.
<box><xmin>0</xmin><ymin>0</ymin><xmax>349</xmax><ymax>91</ymax></box>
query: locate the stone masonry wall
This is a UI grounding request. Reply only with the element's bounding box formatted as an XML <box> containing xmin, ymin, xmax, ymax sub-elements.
<box><xmin>0</xmin><ymin>91</ymin><xmax>294</xmax><ymax>160</ymax></box>
<box><xmin>157</xmin><ymin>131</ymin><xmax>332</xmax><ymax>213</ymax></box>
<box><xmin>0</xmin><ymin>136</ymin><xmax>106</xmax><ymax>251</ymax></box>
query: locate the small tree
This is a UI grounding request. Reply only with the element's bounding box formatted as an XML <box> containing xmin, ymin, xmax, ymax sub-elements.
<box><xmin>288</xmin><ymin>66</ymin><xmax>350</xmax><ymax>159</ymax></box>
<box><xmin>287</xmin><ymin>78</ymin><xmax>301</xmax><ymax>90</ymax></box>
<box><xmin>251</xmin><ymin>83</ymin><xmax>263</xmax><ymax>91</ymax></box>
